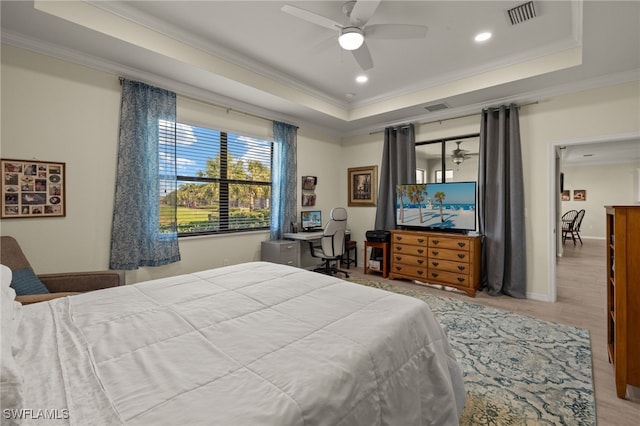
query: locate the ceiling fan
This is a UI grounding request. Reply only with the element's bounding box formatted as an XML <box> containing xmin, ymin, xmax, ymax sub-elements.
<box><xmin>451</xmin><ymin>141</ymin><xmax>473</xmax><ymax>165</ymax></box>
<box><xmin>281</xmin><ymin>0</ymin><xmax>428</xmax><ymax>70</ymax></box>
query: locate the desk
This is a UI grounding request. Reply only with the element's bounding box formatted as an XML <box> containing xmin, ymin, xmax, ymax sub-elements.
<box><xmin>283</xmin><ymin>231</ymin><xmax>324</xmax><ymax>241</ymax></box>
<box><xmin>283</xmin><ymin>231</ymin><xmax>351</xmax><ymax>270</ymax></box>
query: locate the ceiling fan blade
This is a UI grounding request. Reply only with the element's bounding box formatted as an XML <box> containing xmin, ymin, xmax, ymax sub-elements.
<box><xmin>281</xmin><ymin>4</ymin><xmax>343</xmax><ymax>31</ymax></box>
<box><xmin>365</xmin><ymin>24</ymin><xmax>428</xmax><ymax>39</ymax></box>
<box><xmin>351</xmin><ymin>41</ymin><xmax>374</xmax><ymax>70</ymax></box>
<box><xmin>349</xmin><ymin>0</ymin><xmax>381</xmax><ymax>26</ymax></box>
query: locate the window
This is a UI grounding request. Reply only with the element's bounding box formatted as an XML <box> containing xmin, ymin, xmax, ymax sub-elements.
<box><xmin>160</xmin><ymin>122</ymin><xmax>272</xmax><ymax>236</ymax></box>
<box><xmin>434</xmin><ymin>169</ymin><xmax>454</xmax><ymax>183</ymax></box>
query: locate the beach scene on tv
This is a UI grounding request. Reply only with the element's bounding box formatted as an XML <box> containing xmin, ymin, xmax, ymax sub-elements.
<box><xmin>396</xmin><ymin>182</ymin><xmax>476</xmax><ymax>231</ymax></box>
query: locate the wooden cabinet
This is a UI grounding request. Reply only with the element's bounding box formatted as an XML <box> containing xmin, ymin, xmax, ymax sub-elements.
<box><xmin>389</xmin><ymin>230</ymin><xmax>481</xmax><ymax>297</ymax></box>
<box><xmin>261</xmin><ymin>240</ymin><xmax>300</xmax><ymax>267</ymax></box>
<box><xmin>605</xmin><ymin>205</ymin><xmax>640</xmax><ymax>399</ymax></box>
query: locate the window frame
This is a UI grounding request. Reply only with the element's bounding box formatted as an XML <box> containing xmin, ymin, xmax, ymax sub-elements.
<box><xmin>170</xmin><ymin>123</ymin><xmax>273</xmax><ymax>237</ymax></box>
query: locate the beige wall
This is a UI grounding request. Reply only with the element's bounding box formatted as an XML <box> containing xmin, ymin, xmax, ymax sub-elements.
<box><xmin>0</xmin><ymin>45</ymin><xmax>342</xmax><ymax>284</ymax></box>
<box><xmin>2</xmin><ymin>44</ymin><xmax>639</xmax><ymax>299</ymax></box>
<box><xmin>561</xmin><ymin>162</ymin><xmax>640</xmax><ymax>239</ymax></box>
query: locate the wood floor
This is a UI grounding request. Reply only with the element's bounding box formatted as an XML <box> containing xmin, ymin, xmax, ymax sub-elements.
<box><xmin>350</xmin><ymin>238</ymin><xmax>638</xmax><ymax>425</ymax></box>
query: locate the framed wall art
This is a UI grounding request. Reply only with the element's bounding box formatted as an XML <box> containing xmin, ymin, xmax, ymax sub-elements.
<box><xmin>1</xmin><ymin>158</ymin><xmax>66</xmax><ymax>219</ymax></box>
<box><xmin>302</xmin><ymin>176</ymin><xmax>317</xmax><ymax>190</ymax></box>
<box><xmin>348</xmin><ymin>165</ymin><xmax>377</xmax><ymax>207</ymax></box>
<box><xmin>573</xmin><ymin>189</ymin><xmax>587</xmax><ymax>201</ymax></box>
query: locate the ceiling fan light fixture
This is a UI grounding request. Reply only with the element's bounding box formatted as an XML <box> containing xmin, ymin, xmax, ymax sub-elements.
<box><xmin>452</xmin><ymin>156</ymin><xmax>464</xmax><ymax>165</ymax></box>
<box><xmin>339</xmin><ymin>27</ymin><xmax>364</xmax><ymax>50</ymax></box>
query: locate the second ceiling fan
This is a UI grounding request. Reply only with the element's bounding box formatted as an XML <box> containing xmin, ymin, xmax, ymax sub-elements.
<box><xmin>281</xmin><ymin>0</ymin><xmax>428</xmax><ymax>70</ymax></box>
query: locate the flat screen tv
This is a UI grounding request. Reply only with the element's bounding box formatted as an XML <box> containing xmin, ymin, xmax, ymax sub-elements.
<box><xmin>395</xmin><ymin>181</ymin><xmax>477</xmax><ymax>233</ymax></box>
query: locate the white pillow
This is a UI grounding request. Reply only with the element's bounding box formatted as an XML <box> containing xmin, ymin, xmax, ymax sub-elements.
<box><xmin>1</xmin><ymin>264</ymin><xmax>24</xmax><ymax>414</ymax></box>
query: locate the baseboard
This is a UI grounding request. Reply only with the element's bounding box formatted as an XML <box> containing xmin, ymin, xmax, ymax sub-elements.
<box><xmin>526</xmin><ymin>291</ymin><xmax>553</xmax><ymax>302</ymax></box>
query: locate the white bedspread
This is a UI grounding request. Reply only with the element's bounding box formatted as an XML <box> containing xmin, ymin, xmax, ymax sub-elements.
<box><xmin>15</xmin><ymin>262</ymin><xmax>465</xmax><ymax>425</ymax></box>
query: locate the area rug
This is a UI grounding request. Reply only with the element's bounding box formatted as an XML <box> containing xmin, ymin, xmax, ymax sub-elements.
<box><xmin>346</xmin><ymin>277</ymin><xmax>596</xmax><ymax>426</ymax></box>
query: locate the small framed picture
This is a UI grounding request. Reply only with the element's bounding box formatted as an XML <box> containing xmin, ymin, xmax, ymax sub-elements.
<box><xmin>302</xmin><ymin>193</ymin><xmax>316</xmax><ymax>206</ymax></box>
<box><xmin>1</xmin><ymin>158</ymin><xmax>66</xmax><ymax>219</ymax></box>
<box><xmin>348</xmin><ymin>165</ymin><xmax>378</xmax><ymax>207</ymax></box>
<box><xmin>302</xmin><ymin>176</ymin><xmax>317</xmax><ymax>190</ymax></box>
<box><xmin>561</xmin><ymin>190</ymin><xmax>570</xmax><ymax>201</ymax></box>
<box><xmin>573</xmin><ymin>189</ymin><xmax>586</xmax><ymax>201</ymax></box>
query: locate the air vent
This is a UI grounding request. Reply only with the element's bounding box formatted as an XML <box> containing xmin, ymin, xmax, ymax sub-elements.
<box><xmin>507</xmin><ymin>1</ymin><xmax>537</xmax><ymax>25</ymax></box>
<box><xmin>424</xmin><ymin>103</ymin><xmax>449</xmax><ymax>113</ymax></box>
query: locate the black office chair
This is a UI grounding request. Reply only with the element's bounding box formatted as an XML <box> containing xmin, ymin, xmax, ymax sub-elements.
<box><xmin>309</xmin><ymin>207</ymin><xmax>349</xmax><ymax>278</ymax></box>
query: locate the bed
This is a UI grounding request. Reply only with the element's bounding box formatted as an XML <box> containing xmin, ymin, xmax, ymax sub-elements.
<box><xmin>2</xmin><ymin>261</ymin><xmax>465</xmax><ymax>425</ymax></box>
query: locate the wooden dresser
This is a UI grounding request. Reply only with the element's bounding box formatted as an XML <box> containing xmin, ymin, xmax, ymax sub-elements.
<box><xmin>605</xmin><ymin>205</ymin><xmax>640</xmax><ymax>399</ymax></box>
<box><xmin>389</xmin><ymin>229</ymin><xmax>481</xmax><ymax>297</ymax></box>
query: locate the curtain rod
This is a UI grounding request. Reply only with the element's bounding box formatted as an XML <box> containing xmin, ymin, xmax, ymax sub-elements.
<box><xmin>416</xmin><ymin>132</ymin><xmax>480</xmax><ymax>146</ymax></box>
<box><xmin>368</xmin><ymin>101</ymin><xmax>539</xmax><ymax>135</ymax></box>
<box><xmin>118</xmin><ymin>76</ymin><xmax>297</xmax><ymax>128</ymax></box>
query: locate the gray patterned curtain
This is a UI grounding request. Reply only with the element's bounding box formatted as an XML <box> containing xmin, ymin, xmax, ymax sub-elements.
<box><xmin>375</xmin><ymin>124</ymin><xmax>416</xmax><ymax>230</ymax></box>
<box><xmin>478</xmin><ymin>104</ymin><xmax>526</xmax><ymax>298</ymax></box>
<box><xmin>109</xmin><ymin>79</ymin><xmax>180</xmax><ymax>270</ymax></box>
<box><xmin>271</xmin><ymin>121</ymin><xmax>297</xmax><ymax>240</ymax></box>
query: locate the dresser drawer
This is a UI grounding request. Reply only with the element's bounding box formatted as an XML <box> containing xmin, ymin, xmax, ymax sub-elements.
<box><xmin>261</xmin><ymin>240</ymin><xmax>300</xmax><ymax>267</ymax></box>
<box><xmin>429</xmin><ymin>258</ymin><xmax>471</xmax><ymax>274</ymax></box>
<box><xmin>391</xmin><ymin>252</ymin><xmax>427</xmax><ymax>268</ymax></box>
<box><xmin>428</xmin><ymin>236</ymin><xmax>471</xmax><ymax>251</ymax></box>
<box><xmin>425</xmin><ymin>270</ymin><xmax>471</xmax><ymax>287</ymax></box>
<box><xmin>278</xmin><ymin>250</ymin><xmax>298</xmax><ymax>266</ymax></box>
<box><xmin>392</xmin><ymin>243</ymin><xmax>428</xmax><ymax>257</ymax></box>
<box><xmin>428</xmin><ymin>247</ymin><xmax>472</xmax><ymax>262</ymax></box>
<box><xmin>390</xmin><ymin>263</ymin><xmax>429</xmax><ymax>280</ymax></box>
<box><xmin>277</xmin><ymin>242</ymin><xmax>298</xmax><ymax>253</ymax></box>
<box><xmin>391</xmin><ymin>232</ymin><xmax>429</xmax><ymax>246</ymax></box>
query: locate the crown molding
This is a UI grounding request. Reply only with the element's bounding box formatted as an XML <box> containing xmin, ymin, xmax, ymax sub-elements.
<box><xmin>86</xmin><ymin>0</ymin><xmax>349</xmax><ymax>111</ymax></box>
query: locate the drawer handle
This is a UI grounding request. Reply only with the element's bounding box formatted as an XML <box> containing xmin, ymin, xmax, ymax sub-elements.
<box><xmin>457</xmin><ymin>254</ymin><xmax>465</xmax><ymax>259</ymax></box>
<box><xmin>397</xmin><ymin>246</ymin><xmax>403</xmax><ymax>251</ymax></box>
<box><xmin>432</xmin><ymin>251</ymin><xmax>439</xmax><ymax>256</ymax></box>
<box><xmin>395</xmin><ymin>256</ymin><xmax>402</xmax><ymax>261</ymax></box>
<box><xmin>286</xmin><ymin>245</ymin><xmax>294</xmax><ymax>249</ymax></box>
<box><xmin>417</xmin><ymin>270</ymin><xmax>425</xmax><ymax>275</ymax></box>
<box><xmin>432</xmin><ymin>239</ymin><xmax>439</xmax><ymax>245</ymax></box>
<box><xmin>396</xmin><ymin>236</ymin><xmax>402</xmax><ymax>241</ymax></box>
<box><xmin>457</xmin><ymin>265</ymin><xmax>466</xmax><ymax>271</ymax></box>
<box><xmin>457</xmin><ymin>277</ymin><xmax>465</xmax><ymax>283</ymax></box>
<box><xmin>458</xmin><ymin>242</ymin><xmax>466</xmax><ymax>248</ymax></box>
<box><xmin>417</xmin><ymin>259</ymin><xmax>425</xmax><ymax>264</ymax></box>
<box><xmin>417</xmin><ymin>238</ymin><xmax>425</xmax><ymax>243</ymax></box>
<box><xmin>431</xmin><ymin>272</ymin><xmax>439</xmax><ymax>278</ymax></box>
<box><xmin>431</xmin><ymin>261</ymin><xmax>439</xmax><ymax>267</ymax></box>
<box><xmin>417</xmin><ymin>249</ymin><xmax>424</xmax><ymax>254</ymax></box>
<box><xmin>394</xmin><ymin>266</ymin><xmax>402</xmax><ymax>271</ymax></box>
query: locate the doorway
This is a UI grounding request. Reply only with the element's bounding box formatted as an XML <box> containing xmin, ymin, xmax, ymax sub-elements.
<box><xmin>549</xmin><ymin>133</ymin><xmax>640</xmax><ymax>302</ymax></box>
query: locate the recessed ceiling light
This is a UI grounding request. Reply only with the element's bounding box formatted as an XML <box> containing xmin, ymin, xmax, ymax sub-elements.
<box><xmin>475</xmin><ymin>32</ymin><xmax>492</xmax><ymax>42</ymax></box>
<box><xmin>356</xmin><ymin>75</ymin><xmax>368</xmax><ymax>83</ymax></box>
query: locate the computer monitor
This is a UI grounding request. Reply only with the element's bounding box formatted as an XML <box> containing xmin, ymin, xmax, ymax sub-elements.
<box><xmin>301</xmin><ymin>210</ymin><xmax>322</xmax><ymax>231</ymax></box>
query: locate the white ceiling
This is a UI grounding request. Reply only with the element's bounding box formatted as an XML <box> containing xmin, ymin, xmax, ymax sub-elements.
<box><xmin>1</xmin><ymin>0</ymin><xmax>639</xmax><ymax>163</ymax></box>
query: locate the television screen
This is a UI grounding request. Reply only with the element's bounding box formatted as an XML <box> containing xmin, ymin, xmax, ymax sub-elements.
<box><xmin>301</xmin><ymin>210</ymin><xmax>322</xmax><ymax>230</ymax></box>
<box><xmin>396</xmin><ymin>181</ymin><xmax>477</xmax><ymax>232</ymax></box>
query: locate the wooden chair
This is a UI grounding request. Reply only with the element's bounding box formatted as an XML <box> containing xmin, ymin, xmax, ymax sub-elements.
<box><xmin>562</xmin><ymin>209</ymin><xmax>585</xmax><ymax>245</ymax></box>
<box><xmin>568</xmin><ymin>209</ymin><xmax>586</xmax><ymax>245</ymax></box>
